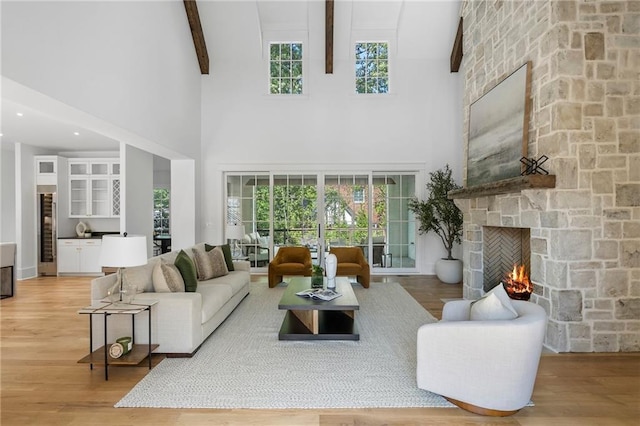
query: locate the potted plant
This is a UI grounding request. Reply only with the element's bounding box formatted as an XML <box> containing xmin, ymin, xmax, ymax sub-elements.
<box><xmin>408</xmin><ymin>165</ymin><xmax>464</xmax><ymax>284</ymax></box>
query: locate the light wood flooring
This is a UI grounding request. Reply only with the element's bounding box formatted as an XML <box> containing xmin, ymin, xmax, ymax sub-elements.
<box><xmin>1</xmin><ymin>274</ymin><xmax>638</xmax><ymax>425</ymax></box>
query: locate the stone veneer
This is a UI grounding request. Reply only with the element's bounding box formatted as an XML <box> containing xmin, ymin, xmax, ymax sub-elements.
<box><xmin>458</xmin><ymin>0</ymin><xmax>639</xmax><ymax>352</ymax></box>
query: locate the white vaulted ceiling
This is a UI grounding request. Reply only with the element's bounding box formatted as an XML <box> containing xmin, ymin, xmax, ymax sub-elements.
<box><xmin>0</xmin><ymin>0</ymin><xmax>461</xmax><ymax>152</ymax></box>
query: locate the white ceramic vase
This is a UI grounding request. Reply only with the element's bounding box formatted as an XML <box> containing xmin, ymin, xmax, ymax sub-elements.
<box><xmin>325</xmin><ymin>254</ymin><xmax>337</xmax><ymax>289</ymax></box>
<box><xmin>435</xmin><ymin>259</ymin><xmax>463</xmax><ymax>284</ymax></box>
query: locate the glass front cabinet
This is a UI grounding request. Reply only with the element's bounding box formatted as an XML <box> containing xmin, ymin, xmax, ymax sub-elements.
<box><xmin>68</xmin><ymin>159</ymin><xmax>120</xmax><ymax>218</ymax></box>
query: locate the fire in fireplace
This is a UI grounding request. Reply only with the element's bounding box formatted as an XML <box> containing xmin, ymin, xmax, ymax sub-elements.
<box><xmin>501</xmin><ymin>264</ymin><xmax>533</xmax><ymax>301</ymax></box>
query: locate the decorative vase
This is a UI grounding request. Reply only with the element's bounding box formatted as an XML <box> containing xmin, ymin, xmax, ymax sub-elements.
<box><xmin>325</xmin><ymin>254</ymin><xmax>337</xmax><ymax>289</ymax></box>
<box><xmin>435</xmin><ymin>259</ymin><xmax>463</xmax><ymax>284</ymax></box>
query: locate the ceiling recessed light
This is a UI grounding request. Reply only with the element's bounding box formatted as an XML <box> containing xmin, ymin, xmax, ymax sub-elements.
<box><xmin>16</xmin><ymin>112</ymin><xmax>24</xmax><ymax>117</ymax></box>
<box><xmin>73</xmin><ymin>132</ymin><xmax>80</xmax><ymax>136</ymax></box>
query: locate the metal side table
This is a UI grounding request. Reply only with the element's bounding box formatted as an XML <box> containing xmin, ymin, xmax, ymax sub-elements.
<box><xmin>78</xmin><ymin>301</ymin><xmax>158</xmax><ymax>380</ymax></box>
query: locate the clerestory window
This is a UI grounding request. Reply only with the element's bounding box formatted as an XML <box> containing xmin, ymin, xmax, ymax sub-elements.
<box><xmin>270</xmin><ymin>42</ymin><xmax>303</xmax><ymax>95</ymax></box>
<box><xmin>355</xmin><ymin>42</ymin><xmax>389</xmax><ymax>94</ymax></box>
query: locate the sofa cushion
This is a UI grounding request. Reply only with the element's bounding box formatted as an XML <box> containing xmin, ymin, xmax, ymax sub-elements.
<box><xmin>122</xmin><ymin>262</ymin><xmax>155</xmax><ymax>293</ymax></box>
<box><xmin>175</xmin><ymin>250</ymin><xmax>198</xmax><ymax>292</ymax></box>
<box><xmin>197</xmin><ymin>283</ymin><xmax>233</xmax><ymax>324</ymax></box>
<box><xmin>193</xmin><ymin>246</ymin><xmax>228</xmax><ymax>281</ymax></box>
<box><xmin>152</xmin><ymin>260</ymin><xmax>185</xmax><ymax>293</ymax></box>
<box><xmin>470</xmin><ymin>283</ymin><xmax>518</xmax><ymax>321</ymax></box>
<box><xmin>203</xmin><ymin>270</ymin><xmax>249</xmax><ymax>296</ymax></box>
<box><xmin>205</xmin><ymin>243</ymin><xmax>234</xmax><ymax>271</ymax></box>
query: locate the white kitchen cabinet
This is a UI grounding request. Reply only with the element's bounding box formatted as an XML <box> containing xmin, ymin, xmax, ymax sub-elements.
<box><xmin>57</xmin><ymin>239</ymin><xmax>102</xmax><ymax>274</ymax></box>
<box><xmin>68</xmin><ymin>159</ymin><xmax>120</xmax><ymax>218</ymax></box>
<box><xmin>69</xmin><ymin>161</ymin><xmax>89</xmax><ymax>176</ymax></box>
<box><xmin>35</xmin><ymin>155</ymin><xmax>60</xmax><ymax>185</ymax></box>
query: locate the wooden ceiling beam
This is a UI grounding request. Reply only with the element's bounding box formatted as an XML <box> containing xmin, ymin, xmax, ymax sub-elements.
<box><xmin>325</xmin><ymin>0</ymin><xmax>334</xmax><ymax>74</ymax></box>
<box><xmin>183</xmin><ymin>0</ymin><xmax>209</xmax><ymax>75</ymax></box>
<box><xmin>450</xmin><ymin>17</ymin><xmax>463</xmax><ymax>73</ymax></box>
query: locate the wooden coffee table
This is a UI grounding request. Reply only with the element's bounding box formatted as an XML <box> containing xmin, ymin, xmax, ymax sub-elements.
<box><xmin>278</xmin><ymin>277</ymin><xmax>360</xmax><ymax>341</ymax></box>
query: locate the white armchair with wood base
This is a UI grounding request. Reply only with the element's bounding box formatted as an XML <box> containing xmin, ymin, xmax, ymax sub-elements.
<box><xmin>416</xmin><ymin>299</ymin><xmax>547</xmax><ymax>416</ymax></box>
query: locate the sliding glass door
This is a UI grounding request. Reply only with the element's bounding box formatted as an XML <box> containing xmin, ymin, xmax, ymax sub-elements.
<box><xmin>373</xmin><ymin>173</ymin><xmax>416</xmax><ymax>269</ymax></box>
<box><xmin>226</xmin><ymin>174</ymin><xmax>271</xmax><ymax>267</ymax></box>
<box><xmin>273</xmin><ymin>174</ymin><xmax>320</xmax><ymax>263</ymax></box>
<box><xmin>225</xmin><ymin>171</ymin><xmax>416</xmax><ymax>271</ymax></box>
<box><xmin>323</xmin><ymin>174</ymin><xmax>370</xmax><ymax>262</ymax></box>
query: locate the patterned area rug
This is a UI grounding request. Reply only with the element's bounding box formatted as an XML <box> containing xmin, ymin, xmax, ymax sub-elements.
<box><xmin>116</xmin><ymin>281</ymin><xmax>454</xmax><ymax>409</ymax></box>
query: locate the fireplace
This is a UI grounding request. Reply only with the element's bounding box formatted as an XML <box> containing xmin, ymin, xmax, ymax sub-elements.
<box><xmin>483</xmin><ymin>226</ymin><xmax>531</xmax><ymax>293</ymax></box>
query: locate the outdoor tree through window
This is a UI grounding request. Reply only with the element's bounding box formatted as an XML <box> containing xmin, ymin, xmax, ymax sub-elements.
<box><xmin>355</xmin><ymin>42</ymin><xmax>389</xmax><ymax>94</ymax></box>
<box><xmin>270</xmin><ymin>42</ymin><xmax>303</xmax><ymax>95</ymax></box>
<box><xmin>154</xmin><ymin>189</ymin><xmax>170</xmax><ymax>235</ymax></box>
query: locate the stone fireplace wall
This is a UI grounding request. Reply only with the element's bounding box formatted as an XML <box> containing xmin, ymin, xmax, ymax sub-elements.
<box><xmin>459</xmin><ymin>0</ymin><xmax>639</xmax><ymax>352</ymax></box>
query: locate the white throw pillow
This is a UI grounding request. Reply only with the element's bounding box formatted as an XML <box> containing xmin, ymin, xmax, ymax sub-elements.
<box><xmin>152</xmin><ymin>260</ymin><xmax>185</xmax><ymax>293</ymax></box>
<box><xmin>470</xmin><ymin>284</ymin><xmax>518</xmax><ymax>320</ymax></box>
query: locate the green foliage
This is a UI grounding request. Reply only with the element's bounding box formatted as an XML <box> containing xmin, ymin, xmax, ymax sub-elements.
<box><xmin>408</xmin><ymin>165</ymin><xmax>463</xmax><ymax>260</ymax></box>
<box><xmin>252</xmin><ymin>181</ymin><xmax>388</xmax><ymax>247</ymax></box>
<box><xmin>270</xmin><ymin>43</ymin><xmax>303</xmax><ymax>95</ymax></box>
<box><xmin>355</xmin><ymin>42</ymin><xmax>389</xmax><ymax>94</ymax></box>
<box><xmin>153</xmin><ymin>189</ymin><xmax>170</xmax><ymax>234</ymax></box>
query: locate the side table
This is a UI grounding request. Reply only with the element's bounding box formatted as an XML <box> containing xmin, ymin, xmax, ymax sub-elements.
<box><xmin>78</xmin><ymin>301</ymin><xmax>158</xmax><ymax>380</ymax></box>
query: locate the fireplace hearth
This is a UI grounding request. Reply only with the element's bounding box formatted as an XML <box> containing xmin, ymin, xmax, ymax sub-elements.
<box><xmin>483</xmin><ymin>226</ymin><xmax>531</xmax><ymax>293</ymax></box>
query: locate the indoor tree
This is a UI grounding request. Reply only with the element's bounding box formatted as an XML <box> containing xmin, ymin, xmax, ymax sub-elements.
<box><xmin>408</xmin><ymin>165</ymin><xmax>463</xmax><ymax>283</ymax></box>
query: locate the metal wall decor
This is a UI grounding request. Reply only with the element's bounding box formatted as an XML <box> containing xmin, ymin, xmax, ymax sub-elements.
<box><xmin>520</xmin><ymin>155</ymin><xmax>549</xmax><ymax>175</ymax></box>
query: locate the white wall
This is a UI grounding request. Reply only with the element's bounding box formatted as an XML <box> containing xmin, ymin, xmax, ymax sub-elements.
<box><xmin>2</xmin><ymin>0</ymin><xmax>203</xmax><ymax>253</ymax></box>
<box><xmin>199</xmin><ymin>1</ymin><xmax>463</xmax><ymax>273</ymax></box>
<box><xmin>0</xmin><ymin>144</ymin><xmax>16</xmax><ymax>243</ymax></box>
<box><xmin>171</xmin><ymin>159</ymin><xmax>196</xmax><ymax>251</ymax></box>
<box><xmin>15</xmin><ymin>143</ymin><xmax>37</xmax><ymax>279</ymax></box>
<box><xmin>1</xmin><ymin>1</ymin><xmax>202</xmax><ymax>161</ymax></box>
<box><xmin>123</xmin><ymin>145</ymin><xmax>154</xmax><ymax>258</ymax></box>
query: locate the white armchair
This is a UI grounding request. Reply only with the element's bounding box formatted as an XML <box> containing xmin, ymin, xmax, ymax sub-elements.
<box><xmin>417</xmin><ymin>299</ymin><xmax>547</xmax><ymax>416</ymax></box>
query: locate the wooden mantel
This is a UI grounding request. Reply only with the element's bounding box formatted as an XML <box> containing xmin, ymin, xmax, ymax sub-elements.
<box><xmin>448</xmin><ymin>175</ymin><xmax>556</xmax><ymax>199</ymax></box>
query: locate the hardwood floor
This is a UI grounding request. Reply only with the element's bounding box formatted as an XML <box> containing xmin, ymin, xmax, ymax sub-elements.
<box><xmin>1</xmin><ymin>275</ymin><xmax>638</xmax><ymax>425</ymax></box>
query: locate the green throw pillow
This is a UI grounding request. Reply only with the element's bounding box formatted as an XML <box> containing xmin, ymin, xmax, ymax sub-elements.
<box><xmin>205</xmin><ymin>243</ymin><xmax>234</xmax><ymax>272</ymax></box>
<box><xmin>174</xmin><ymin>250</ymin><xmax>198</xmax><ymax>292</ymax></box>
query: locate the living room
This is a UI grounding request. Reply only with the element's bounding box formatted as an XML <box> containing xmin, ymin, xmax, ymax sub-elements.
<box><xmin>1</xmin><ymin>0</ymin><xmax>639</xmax><ymax>424</ymax></box>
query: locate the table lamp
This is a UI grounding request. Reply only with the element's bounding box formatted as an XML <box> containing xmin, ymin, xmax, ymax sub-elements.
<box><xmin>225</xmin><ymin>224</ymin><xmax>245</xmax><ymax>258</ymax></box>
<box><xmin>100</xmin><ymin>233</ymin><xmax>147</xmax><ymax>303</ymax></box>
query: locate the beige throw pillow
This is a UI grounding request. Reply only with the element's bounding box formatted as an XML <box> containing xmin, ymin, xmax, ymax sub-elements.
<box><xmin>192</xmin><ymin>246</ymin><xmax>228</xmax><ymax>281</ymax></box>
<box><xmin>470</xmin><ymin>283</ymin><xmax>518</xmax><ymax>321</ymax></box>
<box><xmin>152</xmin><ymin>260</ymin><xmax>185</xmax><ymax>293</ymax></box>
<box><xmin>121</xmin><ymin>263</ymin><xmax>155</xmax><ymax>293</ymax></box>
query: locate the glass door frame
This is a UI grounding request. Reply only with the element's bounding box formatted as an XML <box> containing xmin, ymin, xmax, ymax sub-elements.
<box><xmin>224</xmin><ymin>167</ymin><xmax>421</xmax><ymax>274</ymax></box>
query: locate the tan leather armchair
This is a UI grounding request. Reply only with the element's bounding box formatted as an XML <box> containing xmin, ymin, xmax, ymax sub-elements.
<box><xmin>268</xmin><ymin>246</ymin><xmax>312</xmax><ymax>288</ymax></box>
<box><xmin>330</xmin><ymin>247</ymin><xmax>370</xmax><ymax>288</ymax></box>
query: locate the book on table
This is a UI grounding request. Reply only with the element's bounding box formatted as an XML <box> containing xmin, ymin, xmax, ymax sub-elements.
<box><xmin>295</xmin><ymin>288</ymin><xmax>342</xmax><ymax>301</ymax></box>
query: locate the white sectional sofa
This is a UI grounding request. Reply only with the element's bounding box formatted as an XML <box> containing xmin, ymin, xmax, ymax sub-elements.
<box><xmin>90</xmin><ymin>243</ymin><xmax>250</xmax><ymax>356</ymax></box>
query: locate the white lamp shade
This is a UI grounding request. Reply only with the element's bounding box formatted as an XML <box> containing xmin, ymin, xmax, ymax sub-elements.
<box><xmin>100</xmin><ymin>234</ymin><xmax>148</xmax><ymax>268</ymax></box>
<box><xmin>226</xmin><ymin>224</ymin><xmax>246</xmax><ymax>240</ymax></box>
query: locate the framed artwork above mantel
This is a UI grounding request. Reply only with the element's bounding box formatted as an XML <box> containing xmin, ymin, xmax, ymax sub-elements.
<box><xmin>466</xmin><ymin>61</ymin><xmax>532</xmax><ymax>188</ymax></box>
